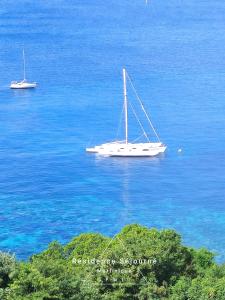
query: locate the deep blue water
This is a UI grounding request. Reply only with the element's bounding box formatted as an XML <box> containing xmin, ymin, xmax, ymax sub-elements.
<box><xmin>0</xmin><ymin>0</ymin><xmax>225</xmax><ymax>261</ymax></box>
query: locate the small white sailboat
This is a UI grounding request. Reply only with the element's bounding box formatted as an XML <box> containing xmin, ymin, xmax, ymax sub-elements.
<box><xmin>10</xmin><ymin>49</ymin><xmax>37</xmax><ymax>89</ymax></box>
<box><xmin>86</xmin><ymin>69</ymin><xmax>166</xmax><ymax>157</ymax></box>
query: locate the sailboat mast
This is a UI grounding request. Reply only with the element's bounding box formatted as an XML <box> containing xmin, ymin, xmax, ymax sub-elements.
<box><xmin>23</xmin><ymin>48</ymin><xmax>26</xmax><ymax>81</ymax></box>
<box><xmin>123</xmin><ymin>68</ymin><xmax>128</xmax><ymax>144</ymax></box>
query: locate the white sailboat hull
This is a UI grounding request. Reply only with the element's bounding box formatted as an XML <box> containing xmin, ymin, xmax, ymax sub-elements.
<box><xmin>86</xmin><ymin>142</ymin><xmax>166</xmax><ymax>157</ymax></box>
<box><xmin>10</xmin><ymin>81</ymin><xmax>37</xmax><ymax>89</ymax></box>
<box><xmin>100</xmin><ymin>149</ymin><xmax>160</xmax><ymax>157</ymax></box>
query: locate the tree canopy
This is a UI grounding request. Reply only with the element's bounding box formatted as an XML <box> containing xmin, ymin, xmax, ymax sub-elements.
<box><xmin>0</xmin><ymin>224</ymin><xmax>225</xmax><ymax>299</ymax></box>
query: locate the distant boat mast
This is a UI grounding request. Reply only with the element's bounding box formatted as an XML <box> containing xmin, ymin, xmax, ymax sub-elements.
<box><xmin>123</xmin><ymin>68</ymin><xmax>128</xmax><ymax>144</ymax></box>
<box><xmin>23</xmin><ymin>48</ymin><xmax>26</xmax><ymax>81</ymax></box>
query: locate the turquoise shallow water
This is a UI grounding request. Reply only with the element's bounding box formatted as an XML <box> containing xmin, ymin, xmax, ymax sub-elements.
<box><xmin>0</xmin><ymin>0</ymin><xmax>225</xmax><ymax>260</ymax></box>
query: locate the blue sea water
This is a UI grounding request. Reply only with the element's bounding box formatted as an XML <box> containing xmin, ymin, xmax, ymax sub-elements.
<box><xmin>0</xmin><ymin>0</ymin><xmax>225</xmax><ymax>261</ymax></box>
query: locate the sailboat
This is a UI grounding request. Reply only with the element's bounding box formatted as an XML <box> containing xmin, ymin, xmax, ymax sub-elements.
<box><xmin>86</xmin><ymin>69</ymin><xmax>166</xmax><ymax>157</ymax></box>
<box><xmin>10</xmin><ymin>49</ymin><xmax>37</xmax><ymax>89</ymax></box>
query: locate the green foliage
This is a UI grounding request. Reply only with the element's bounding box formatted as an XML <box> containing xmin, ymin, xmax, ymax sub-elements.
<box><xmin>0</xmin><ymin>251</ymin><xmax>16</xmax><ymax>300</ymax></box>
<box><xmin>190</xmin><ymin>248</ymin><xmax>215</xmax><ymax>275</ymax></box>
<box><xmin>65</xmin><ymin>233</ymin><xmax>109</xmax><ymax>257</ymax></box>
<box><xmin>0</xmin><ymin>251</ymin><xmax>16</xmax><ymax>289</ymax></box>
<box><xmin>0</xmin><ymin>225</ymin><xmax>224</xmax><ymax>300</ymax></box>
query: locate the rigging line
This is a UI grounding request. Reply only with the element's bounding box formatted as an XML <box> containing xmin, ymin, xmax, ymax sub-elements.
<box><xmin>116</xmin><ymin>102</ymin><xmax>125</xmax><ymax>140</ymax></box>
<box><xmin>132</xmin><ymin>133</ymin><xmax>145</xmax><ymax>143</ymax></box>
<box><xmin>126</xmin><ymin>72</ymin><xmax>161</xmax><ymax>142</ymax></box>
<box><xmin>128</xmin><ymin>100</ymin><xmax>150</xmax><ymax>143</ymax></box>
